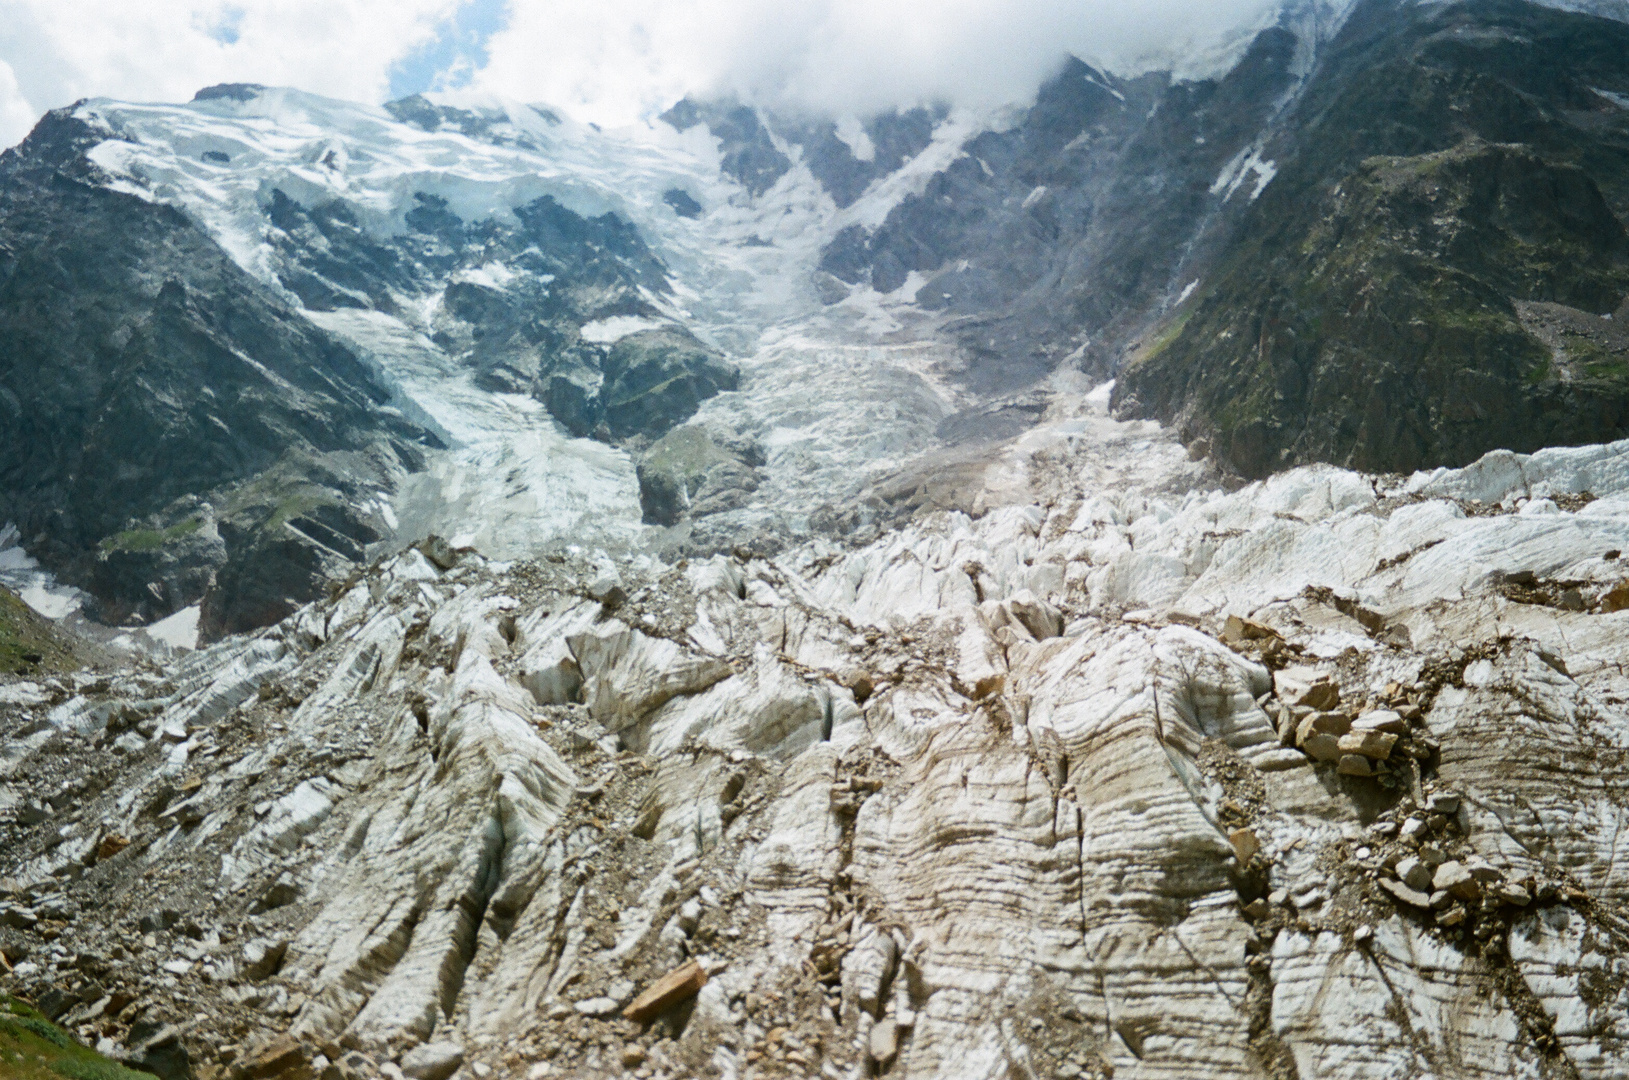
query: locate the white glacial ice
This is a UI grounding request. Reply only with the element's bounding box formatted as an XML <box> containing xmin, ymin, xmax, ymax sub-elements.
<box><xmin>73</xmin><ymin>88</ymin><xmax>993</xmax><ymax>559</ymax></box>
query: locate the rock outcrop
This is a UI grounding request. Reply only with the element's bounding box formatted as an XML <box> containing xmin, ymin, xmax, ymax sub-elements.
<box><xmin>635</xmin><ymin>427</ymin><xmax>763</xmax><ymax>529</ymax></box>
<box><xmin>1116</xmin><ymin>0</ymin><xmax>1629</xmax><ymax>476</ymax></box>
<box><xmin>0</xmin><ymin>108</ymin><xmax>439</xmax><ymax>637</ymax></box>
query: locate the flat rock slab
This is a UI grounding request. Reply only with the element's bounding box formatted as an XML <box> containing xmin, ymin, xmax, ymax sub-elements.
<box><xmin>401</xmin><ymin>1041</ymin><xmax>464</xmax><ymax>1080</ymax></box>
<box><xmin>871</xmin><ymin>1018</ymin><xmax>899</xmax><ymax>1064</ymax></box>
<box><xmin>1338</xmin><ymin>730</ymin><xmax>1397</xmax><ymax>760</ymax></box>
<box><xmin>1380</xmin><ymin>878</ymin><xmax>1432</xmax><ymax>909</ymax></box>
<box><xmin>1353</xmin><ymin>709</ymin><xmax>1407</xmax><ymax>735</ymax></box>
<box><xmin>623</xmin><ymin>959</ymin><xmax>707</xmax><ymax>1022</ymax></box>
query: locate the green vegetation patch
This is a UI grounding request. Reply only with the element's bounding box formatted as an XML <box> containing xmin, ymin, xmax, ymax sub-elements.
<box><xmin>1134</xmin><ymin>309</ymin><xmax>1194</xmax><ymax>366</ymax></box>
<box><xmin>98</xmin><ymin>518</ymin><xmax>202</xmax><ymax>554</ymax></box>
<box><xmin>0</xmin><ymin>996</ymin><xmax>156</xmax><ymax>1080</ymax></box>
<box><xmin>213</xmin><ymin>458</ymin><xmax>345</xmax><ymax>534</ymax></box>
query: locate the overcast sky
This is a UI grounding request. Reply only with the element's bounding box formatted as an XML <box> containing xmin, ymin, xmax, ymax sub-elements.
<box><xmin>0</xmin><ymin>0</ymin><xmax>1286</xmax><ymax>147</ymax></box>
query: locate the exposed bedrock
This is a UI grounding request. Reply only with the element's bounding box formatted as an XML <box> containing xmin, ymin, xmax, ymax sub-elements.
<box><xmin>1116</xmin><ymin>0</ymin><xmax>1629</xmax><ymax>478</ymax></box>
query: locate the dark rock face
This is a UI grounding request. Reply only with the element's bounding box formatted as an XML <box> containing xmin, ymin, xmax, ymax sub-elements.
<box><xmin>1115</xmin><ymin>0</ymin><xmax>1629</xmax><ymax>477</ymax></box>
<box><xmin>192</xmin><ymin>83</ymin><xmax>266</xmax><ymax>103</ymax></box>
<box><xmin>635</xmin><ymin>426</ymin><xmax>763</xmax><ymax>527</ymax></box>
<box><xmin>270</xmin><ymin>186</ymin><xmax>739</xmax><ymax>442</ymax></box>
<box><xmin>384</xmin><ymin>94</ymin><xmax>557</xmax><ymax>145</ymax></box>
<box><xmin>785</xmin><ymin>107</ymin><xmax>944</xmax><ymax>208</ymax></box>
<box><xmin>89</xmin><ymin>498</ymin><xmax>226</xmax><ymax>627</ymax></box>
<box><xmin>266</xmin><ymin>185</ymin><xmax>736</xmax><ymax>442</ymax></box>
<box><xmin>785</xmin><ymin>0</ymin><xmax>1629</xmax><ymax>475</ymax></box>
<box><xmin>660</xmin><ymin>99</ymin><xmax>793</xmax><ymax>196</ymax></box>
<box><xmin>663</xmin><ymin>188</ymin><xmax>704</xmax><ymax>218</ymax></box>
<box><xmin>0</xmin><ymin>108</ymin><xmax>437</xmax><ymax>637</ymax></box>
<box><xmin>600</xmin><ymin>330</ymin><xmax>741</xmax><ymax>441</ymax></box>
<box><xmin>661</xmin><ymin>100</ymin><xmax>944</xmax><ymax>209</ymax></box>
<box><xmin>816</xmin><ymin>37</ymin><xmax>1302</xmax><ymax>393</ymax></box>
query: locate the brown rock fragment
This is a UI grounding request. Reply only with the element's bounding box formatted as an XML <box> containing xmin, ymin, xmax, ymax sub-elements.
<box><xmin>1296</xmin><ymin>710</ymin><xmax>1352</xmax><ymax>748</ymax></box>
<box><xmin>229</xmin><ymin>1035</ymin><xmax>313</xmax><ymax>1080</ymax></box>
<box><xmin>1352</xmin><ymin>709</ymin><xmax>1407</xmax><ymax>736</ymax></box>
<box><xmin>96</xmin><ymin>834</ymin><xmax>132</xmax><ymax>862</ymax></box>
<box><xmin>844</xmin><ymin>670</ymin><xmax>875</xmax><ymax>704</ymax></box>
<box><xmin>623</xmin><ymin>959</ymin><xmax>707</xmax><ymax>1022</ymax></box>
<box><xmin>1338</xmin><ymin>730</ymin><xmax>1397</xmax><ymax>760</ymax></box>
<box><xmin>1229</xmin><ymin>828</ymin><xmax>1260</xmax><ymax>863</ymax></box>
<box><xmin>1302</xmin><ymin>734</ymin><xmax>1344</xmax><ymax>762</ymax></box>
<box><xmin>1223</xmin><ymin>615</ymin><xmax>1279</xmax><ymax>644</ymax></box>
<box><xmin>1297</xmin><ymin>679</ymin><xmax>1341</xmax><ymax>712</ymax></box>
<box><xmin>1434</xmin><ymin>861</ymin><xmax>1481</xmax><ymax>901</ymax></box>
<box><xmin>1337</xmin><ymin>754</ymin><xmax>1373</xmax><ymax>776</ymax></box>
<box><xmin>1379</xmin><ymin>878</ymin><xmax>1432</xmax><ymax>908</ymax></box>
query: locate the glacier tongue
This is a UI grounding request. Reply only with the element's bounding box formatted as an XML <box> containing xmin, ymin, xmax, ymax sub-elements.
<box><xmin>74</xmin><ymin>88</ymin><xmax>986</xmax><ymax>558</ymax></box>
<box><xmin>303</xmin><ymin>307</ymin><xmax>646</xmax><ymax>557</ymax></box>
<box><xmin>12</xmin><ymin>378</ymin><xmax>1629</xmax><ymax>1076</ymax></box>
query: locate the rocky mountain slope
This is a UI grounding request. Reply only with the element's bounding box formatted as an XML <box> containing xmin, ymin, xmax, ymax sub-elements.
<box><xmin>0</xmin><ymin>108</ymin><xmax>442</xmax><ymax>639</ymax></box>
<box><xmin>0</xmin><ymin>91</ymin><xmax>738</xmax><ymax>640</ymax></box>
<box><xmin>1115</xmin><ymin>0</ymin><xmax>1629</xmax><ymax>476</ymax></box>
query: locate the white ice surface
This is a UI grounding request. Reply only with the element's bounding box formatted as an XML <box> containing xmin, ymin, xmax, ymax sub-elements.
<box><xmin>579</xmin><ymin>316</ymin><xmax>668</xmax><ymax>343</ymax></box>
<box><xmin>1212</xmin><ymin>144</ymin><xmax>1277</xmax><ymax>202</ymax></box>
<box><xmin>144</xmin><ymin>605</ymin><xmax>202</xmax><ymax>650</ymax></box>
<box><xmin>75</xmin><ymin>88</ymin><xmax>984</xmax><ymax>558</ymax></box>
<box><xmin>0</xmin><ymin>523</ymin><xmax>84</xmax><ymax>619</ymax></box>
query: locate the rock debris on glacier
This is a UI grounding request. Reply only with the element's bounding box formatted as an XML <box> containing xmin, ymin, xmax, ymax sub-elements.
<box><xmin>10</xmin><ymin>427</ymin><xmax>1629</xmax><ymax>1079</ymax></box>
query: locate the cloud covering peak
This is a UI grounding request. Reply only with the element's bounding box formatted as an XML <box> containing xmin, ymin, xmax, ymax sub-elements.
<box><xmin>0</xmin><ymin>0</ymin><xmax>1295</xmax><ymax>147</ymax></box>
<box><xmin>477</xmin><ymin>0</ymin><xmax>1288</xmax><ymax>124</ymax></box>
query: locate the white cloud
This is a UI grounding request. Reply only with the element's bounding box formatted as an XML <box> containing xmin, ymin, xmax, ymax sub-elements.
<box><xmin>0</xmin><ymin>0</ymin><xmax>1292</xmax><ymax>147</ymax></box>
<box><xmin>0</xmin><ymin>0</ymin><xmax>460</xmax><ymax>146</ymax></box>
<box><xmin>474</xmin><ymin>0</ymin><xmax>1286</xmax><ymax>125</ymax></box>
<box><xmin>0</xmin><ymin>60</ymin><xmax>39</xmax><ymax>146</ymax></box>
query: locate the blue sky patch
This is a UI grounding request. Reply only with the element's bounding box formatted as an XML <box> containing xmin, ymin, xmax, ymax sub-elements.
<box><xmin>388</xmin><ymin>0</ymin><xmax>510</xmax><ymax>100</ymax></box>
<box><xmin>204</xmin><ymin>5</ymin><xmax>246</xmax><ymax>46</ymax></box>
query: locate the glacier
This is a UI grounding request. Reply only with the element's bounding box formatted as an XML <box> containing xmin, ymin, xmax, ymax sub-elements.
<box><xmin>71</xmin><ymin>88</ymin><xmax>991</xmax><ymax>563</ymax></box>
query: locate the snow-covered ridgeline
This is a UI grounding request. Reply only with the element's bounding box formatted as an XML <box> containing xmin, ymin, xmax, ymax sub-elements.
<box><xmin>73</xmin><ymin>89</ymin><xmax>986</xmax><ymax>555</ymax></box>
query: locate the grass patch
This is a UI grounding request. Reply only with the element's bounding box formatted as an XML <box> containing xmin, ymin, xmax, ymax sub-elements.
<box><xmin>1137</xmin><ymin>309</ymin><xmax>1193</xmax><ymax>364</ymax></box>
<box><xmin>1584</xmin><ymin>359</ymin><xmax>1629</xmax><ymax>379</ymax></box>
<box><xmin>97</xmin><ymin>518</ymin><xmax>202</xmax><ymax>555</ymax></box>
<box><xmin>0</xmin><ymin>996</ymin><xmax>156</xmax><ymax>1080</ymax></box>
<box><xmin>0</xmin><ymin>586</ymin><xmax>80</xmax><ymax>675</ymax></box>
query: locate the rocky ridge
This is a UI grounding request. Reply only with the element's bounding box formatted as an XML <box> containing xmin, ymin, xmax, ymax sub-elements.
<box><xmin>0</xmin><ymin>92</ymin><xmax>738</xmax><ymax>640</ymax></box>
<box><xmin>1115</xmin><ymin>0</ymin><xmax>1629</xmax><ymax>477</ymax></box>
<box><xmin>10</xmin><ymin>389</ymin><xmax>1629</xmax><ymax>1078</ymax></box>
<box><xmin>0</xmin><ymin>107</ymin><xmax>443</xmax><ymax>641</ymax></box>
